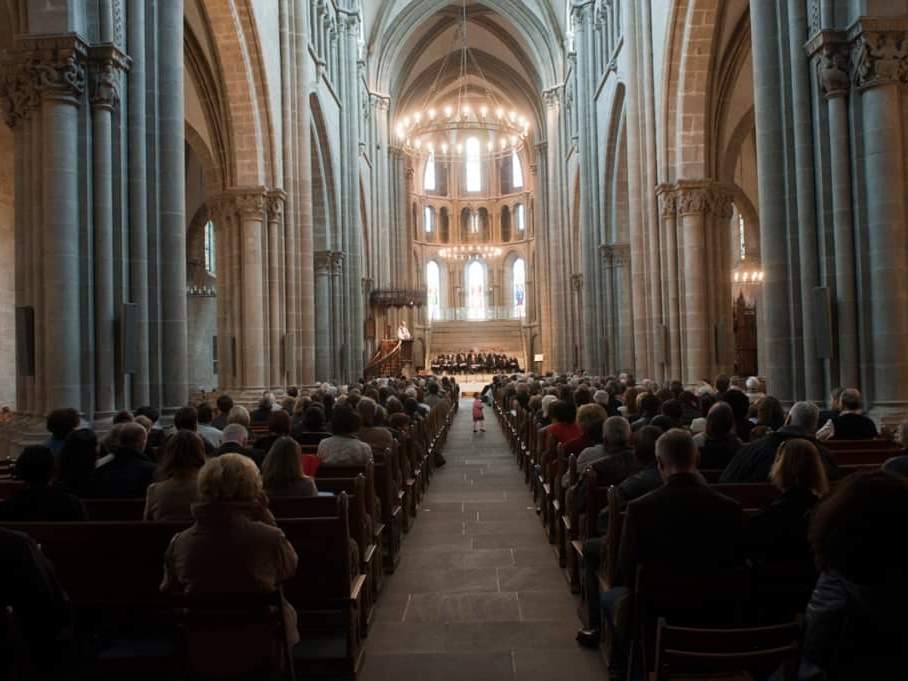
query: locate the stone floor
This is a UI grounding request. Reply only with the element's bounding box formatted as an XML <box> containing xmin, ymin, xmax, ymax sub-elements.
<box><xmin>359</xmin><ymin>401</ymin><xmax>606</xmax><ymax>681</ymax></box>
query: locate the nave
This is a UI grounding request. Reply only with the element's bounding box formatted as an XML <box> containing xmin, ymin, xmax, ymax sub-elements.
<box><xmin>360</xmin><ymin>401</ymin><xmax>604</xmax><ymax>681</ymax></box>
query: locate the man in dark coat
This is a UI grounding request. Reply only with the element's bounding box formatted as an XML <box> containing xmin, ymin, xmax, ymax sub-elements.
<box><xmin>720</xmin><ymin>402</ymin><xmax>840</xmax><ymax>483</ymax></box>
<box><xmin>215</xmin><ymin>423</ymin><xmax>265</xmax><ymax>468</ymax></box>
<box><xmin>91</xmin><ymin>423</ymin><xmax>155</xmax><ymax>498</ymax></box>
<box><xmin>815</xmin><ymin>388</ymin><xmax>878</xmax><ymax>441</ymax></box>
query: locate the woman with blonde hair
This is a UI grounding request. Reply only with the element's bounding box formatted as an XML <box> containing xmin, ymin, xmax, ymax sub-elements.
<box><xmin>161</xmin><ymin>453</ymin><xmax>299</xmax><ymax>645</ymax></box>
<box><xmin>226</xmin><ymin>405</ymin><xmax>251</xmax><ymax>429</ymax></box>
<box><xmin>744</xmin><ymin>438</ymin><xmax>829</xmax><ymax>562</ymax></box>
<box><xmin>261</xmin><ymin>437</ymin><xmax>317</xmax><ymax>498</ymax></box>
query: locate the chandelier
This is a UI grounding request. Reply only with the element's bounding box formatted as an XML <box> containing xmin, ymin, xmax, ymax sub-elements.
<box><xmin>395</xmin><ymin>2</ymin><xmax>530</xmax><ymax>160</ymax></box>
<box><xmin>438</xmin><ymin>245</ymin><xmax>503</xmax><ymax>260</ymax></box>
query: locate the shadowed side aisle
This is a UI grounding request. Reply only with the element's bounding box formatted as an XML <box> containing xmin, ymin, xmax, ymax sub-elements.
<box><xmin>358</xmin><ymin>399</ymin><xmax>605</xmax><ymax>681</ymax></box>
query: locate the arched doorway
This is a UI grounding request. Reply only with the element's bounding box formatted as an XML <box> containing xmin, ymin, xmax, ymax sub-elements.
<box><xmin>465</xmin><ymin>260</ymin><xmax>486</xmax><ymax>321</ymax></box>
<box><xmin>427</xmin><ymin>260</ymin><xmax>441</xmax><ymax>321</ymax></box>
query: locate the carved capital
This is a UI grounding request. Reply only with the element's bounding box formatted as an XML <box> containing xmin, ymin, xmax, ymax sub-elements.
<box><xmin>543</xmin><ymin>87</ymin><xmax>560</xmax><ymax>109</ymax></box>
<box><xmin>676</xmin><ymin>186</ymin><xmax>711</xmax><ymax>215</ymax></box>
<box><xmin>266</xmin><ymin>190</ymin><xmax>286</xmax><ymax>221</ymax></box>
<box><xmin>570</xmin><ymin>273</ymin><xmax>584</xmax><ymax>292</ymax></box>
<box><xmin>314</xmin><ymin>250</ymin><xmax>333</xmax><ymax>273</ymax></box>
<box><xmin>330</xmin><ymin>250</ymin><xmax>345</xmax><ymax>274</ymax></box>
<box><xmin>656</xmin><ymin>185</ymin><xmax>677</xmax><ymax>218</ymax></box>
<box><xmin>89</xmin><ymin>44</ymin><xmax>129</xmax><ymax>111</ymax></box>
<box><xmin>851</xmin><ymin>28</ymin><xmax>908</xmax><ymax>90</ymax></box>
<box><xmin>818</xmin><ymin>43</ymin><xmax>850</xmax><ymax>98</ymax></box>
<box><xmin>709</xmin><ymin>188</ymin><xmax>734</xmax><ymax>221</ymax></box>
<box><xmin>233</xmin><ymin>191</ymin><xmax>267</xmax><ymax>218</ymax></box>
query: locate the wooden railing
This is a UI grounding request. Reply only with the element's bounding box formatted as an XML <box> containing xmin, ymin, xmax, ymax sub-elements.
<box><xmin>364</xmin><ymin>340</ymin><xmax>403</xmax><ymax>379</ymax></box>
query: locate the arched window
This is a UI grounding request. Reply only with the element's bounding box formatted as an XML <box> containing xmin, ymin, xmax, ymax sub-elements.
<box><xmin>515</xmin><ymin>203</ymin><xmax>526</xmax><ymax>233</ymax></box>
<box><xmin>204</xmin><ymin>220</ymin><xmax>216</xmax><ymax>274</ymax></box>
<box><xmin>466</xmin><ymin>260</ymin><xmax>486</xmax><ymax>320</ymax></box>
<box><xmin>512</xmin><ymin>257</ymin><xmax>526</xmax><ymax>318</ymax></box>
<box><xmin>424</xmin><ymin>206</ymin><xmax>434</xmax><ymax>233</ymax></box>
<box><xmin>427</xmin><ymin>260</ymin><xmax>441</xmax><ymax>321</ymax></box>
<box><xmin>465</xmin><ymin>137</ymin><xmax>481</xmax><ymax>192</ymax></box>
<box><xmin>424</xmin><ymin>152</ymin><xmax>436</xmax><ymax>192</ymax></box>
<box><xmin>512</xmin><ymin>149</ymin><xmax>524</xmax><ymax>189</ymax></box>
<box><xmin>737</xmin><ymin>210</ymin><xmax>746</xmax><ymax>261</ymax></box>
<box><xmin>470</xmin><ymin>210</ymin><xmax>480</xmax><ymax>234</ymax></box>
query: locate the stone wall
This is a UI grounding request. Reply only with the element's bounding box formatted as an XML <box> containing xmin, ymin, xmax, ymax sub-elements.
<box><xmin>0</xmin><ymin>126</ymin><xmax>15</xmax><ymax>408</ymax></box>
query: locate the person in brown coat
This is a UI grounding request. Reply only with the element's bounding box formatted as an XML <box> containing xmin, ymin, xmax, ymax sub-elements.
<box><xmin>161</xmin><ymin>453</ymin><xmax>299</xmax><ymax>645</ymax></box>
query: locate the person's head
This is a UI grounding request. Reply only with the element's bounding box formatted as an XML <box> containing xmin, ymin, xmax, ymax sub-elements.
<box><xmin>221</xmin><ymin>423</ymin><xmax>248</xmax><ymax>447</ymax></box>
<box><xmin>15</xmin><ymin>445</ymin><xmax>55</xmax><ymax>487</ymax></box>
<box><xmin>649</xmin><ymin>415</ymin><xmax>674</xmax><ymax>432</ymax></box>
<box><xmin>745</xmin><ymin>376</ymin><xmax>762</xmax><ymax>393</ymax></box>
<box><xmin>388</xmin><ymin>412</ymin><xmax>411</xmax><ymax>431</ymax></box>
<box><xmin>623</xmin><ymin>387</ymin><xmax>641</xmax><ymax>413</ymax></box>
<box><xmin>227</xmin><ymin>405</ymin><xmax>251</xmax><ymax>429</ymax></box>
<box><xmin>113</xmin><ymin>410</ymin><xmax>134</xmax><ymax>424</ymax></box>
<box><xmin>634</xmin><ymin>425</ymin><xmax>662</xmax><ymax>466</ymax></box>
<box><xmin>540</xmin><ymin>395</ymin><xmax>558</xmax><ymax>419</ymax></box>
<box><xmin>134</xmin><ymin>405</ymin><xmax>160</xmax><ymax>424</ymax></box>
<box><xmin>549</xmin><ymin>400</ymin><xmax>576</xmax><ymax>425</ymax></box>
<box><xmin>839</xmin><ymin>388</ymin><xmax>863</xmax><ymax>413</ymax></box>
<box><xmin>216</xmin><ymin>394</ymin><xmax>234</xmax><ymax>415</ymax></box>
<box><xmin>46</xmin><ymin>408</ymin><xmax>81</xmax><ymax>440</ymax></box>
<box><xmin>302</xmin><ymin>405</ymin><xmax>326</xmax><ymax>432</ymax></box>
<box><xmin>258</xmin><ymin>393</ymin><xmax>275</xmax><ymax>412</ymax></box>
<box><xmin>59</xmin><ymin>429</ymin><xmax>98</xmax><ymax>487</ymax></box>
<box><xmin>118</xmin><ymin>422</ymin><xmax>148</xmax><ymax>453</ymax></box>
<box><xmin>602</xmin><ymin>416</ymin><xmax>631</xmax><ymax>449</ymax></box>
<box><xmin>810</xmin><ymin>471</ymin><xmax>908</xmax><ymax>585</ymax></box>
<box><xmin>197</xmin><ymin>402</ymin><xmax>214</xmax><ymax>425</ymax></box>
<box><xmin>331</xmin><ymin>405</ymin><xmax>361</xmax><ymax>436</ymax></box>
<box><xmin>262</xmin><ymin>437</ymin><xmax>305</xmax><ymax>490</ymax></box>
<box><xmin>706</xmin><ymin>402</ymin><xmax>735</xmax><ymax>438</ymax></box>
<box><xmin>576</xmin><ymin>403</ymin><xmax>607</xmax><ymax>440</ymax></box>
<box><xmin>770</xmin><ymin>438</ymin><xmax>829</xmax><ymax>496</ymax></box>
<box><xmin>715</xmin><ymin>374</ymin><xmax>730</xmax><ymax>394</ymax></box>
<box><xmin>159</xmin><ymin>430</ymin><xmax>206</xmax><ymax>479</ymax></box>
<box><xmin>655</xmin><ymin>429</ymin><xmax>699</xmax><ymax>477</ymax></box>
<box><xmin>787</xmin><ymin>401</ymin><xmax>820</xmax><ymax>434</ymax></box>
<box><xmin>357</xmin><ymin>397</ymin><xmax>381</xmax><ymax>428</ymax></box>
<box><xmin>756</xmin><ymin>396</ymin><xmax>784</xmax><ymax>430</ymax></box>
<box><xmin>574</xmin><ymin>386</ymin><xmax>592</xmax><ymax>406</ymax></box>
<box><xmin>287</xmin><ymin>387</ymin><xmax>299</xmax><ymax>398</ymax></box>
<box><xmin>639</xmin><ymin>392</ymin><xmax>661</xmax><ymax>417</ymax></box>
<box><xmin>723</xmin><ymin>389</ymin><xmax>751</xmax><ymax>421</ymax></box>
<box><xmin>174</xmin><ymin>406</ymin><xmax>198</xmax><ymax>432</ymax></box>
<box><xmin>699</xmin><ymin>392</ymin><xmax>717</xmax><ymax>418</ymax></box>
<box><xmin>198</xmin><ymin>453</ymin><xmax>263</xmax><ymax>504</ymax></box>
<box><xmin>134</xmin><ymin>415</ymin><xmax>154</xmax><ymax>431</ymax></box>
<box><xmin>428</xmin><ymin>383</ymin><xmax>439</xmax><ymax>395</ymax></box>
<box><xmin>268</xmin><ymin>410</ymin><xmax>291</xmax><ymax>436</ymax></box>
<box><xmin>669</xmin><ymin>380</ymin><xmax>684</xmax><ymax>398</ymax></box>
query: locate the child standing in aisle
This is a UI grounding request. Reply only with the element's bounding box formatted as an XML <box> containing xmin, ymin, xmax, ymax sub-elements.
<box><xmin>472</xmin><ymin>395</ymin><xmax>485</xmax><ymax>433</ymax></box>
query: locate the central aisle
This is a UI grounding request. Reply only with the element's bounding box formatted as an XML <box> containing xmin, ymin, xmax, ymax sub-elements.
<box><xmin>360</xmin><ymin>400</ymin><xmax>606</xmax><ymax>681</ymax></box>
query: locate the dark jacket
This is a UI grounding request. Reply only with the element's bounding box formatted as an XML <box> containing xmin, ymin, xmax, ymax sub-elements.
<box><xmin>698</xmin><ymin>434</ymin><xmax>743</xmax><ymax>470</ymax></box>
<box><xmin>743</xmin><ymin>487</ymin><xmax>819</xmax><ymax>562</ymax></box>
<box><xmin>614</xmin><ymin>473</ymin><xmax>742</xmax><ymax>587</ymax></box>
<box><xmin>575</xmin><ymin>446</ymin><xmax>636</xmax><ymax>513</ymax></box>
<box><xmin>215</xmin><ymin>441</ymin><xmax>265</xmax><ymax>468</ymax></box>
<box><xmin>719</xmin><ymin>427</ymin><xmax>840</xmax><ymax>483</ymax></box>
<box><xmin>802</xmin><ymin>571</ymin><xmax>908</xmax><ymax>680</ymax></box>
<box><xmin>829</xmin><ymin>412</ymin><xmax>878</xmax><ymax>440</ymax></box>
<box><xmin>90</xmin><ymin>447</ymin><xmax>156</xmax><ymax>498</ymax></box>
<box><xmin>596</xmin><ymin>463</ymin><xmax>663</xmax><ymax>533</ymax></box>
<box><xmin>0</xmin><ymin>484</ymin><xmax>87</xmax><ymax>521</ymax></box>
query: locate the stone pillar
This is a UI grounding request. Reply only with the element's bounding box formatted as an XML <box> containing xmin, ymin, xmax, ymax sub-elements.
<box><xmin>854</xmin><ymin>26</ymin><xmax>908</xmax><ymax>414</ymax></box>
<box><xmin>817</xmin><ymin>41</ymin><xmax>859</xmax><ymax>389</ymax></box>
<box><xmin>159</xmin><ymin>0</ymin><xmax>188</xmax><ymax>410</ymax></box>
<box><xmin>267</xmin><ymin>191</ymin><xmax>286</xmax><ymax>389</ymax></box>
<box><xmin>90</xmin><ymin>47</ymin><xmax>126</xmax><ymax>416</ymax></box>
<box><xmin>677</xmin><ymin>184</ymin><xmax>711</xmax><ymax>385</ymax></box>
<box><xmin>330</xmin><ymin>251</ymin><xmax>346</xmax><ymax>381</ymax></box>
<box><xmin>750</xmin><ymin>0</ymin><xmax>793</xmax><ymax>399</ymax></box>
<box><xmin>235</xmin><ymin>190</ymin><xmax>268</xmax><ymax>391</ymax></box>
<box><xmin>613</xmin><ymin>244</ymin><xmax>633</xmax><ymax>374</ymax></box>
<box><xmin>35</xmin><ymin>37</ymin><xmax>87</xmax><ymax>411</ymax></box>
<box><xmin>314</xmin><ymin>250</ymin><xmax>332</xmax><ymax>381</ymax></box>
<box><xmin>658</xmin><ymin>187</ymin><xmax>682</xmax><ymax>377</ymax></box>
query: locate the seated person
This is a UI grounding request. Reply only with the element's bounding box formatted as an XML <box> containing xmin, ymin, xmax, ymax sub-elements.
<box><xmin>592</xmin><ymin>430</ymin><xmax>742</xmax><ymax>673</ymax></box>
<box><xmin>357</xmin><ymin>397</ymin><xmax>394</xmax><ymax>452</ymax></box>
<box><xmin>44</xmin><ymin>408</ymin><xmax>81</xmax><ymax>459</ymax></box>
<box><xmin>144</xmin><ymin>430</ymin><xmax>206</xmax><ymax>521</ymax></box>
<box><xmin>211</xmin><ymin>394</ymin><xmax>234</xmax><ymax>430</ymax></box>
<box><xmin>262</xmin><ymin>437</ymin><xmax>318</xmax><ymax>498</ymax></box>
<box><xmin>803</xmin><ymin>471</ymin><xmax>908</xmax><ymax>679</ymax></box>
<box><xmin>721</xmin><ymin>401</ymin><xmax>840</xmax><ymax>483</ymax></box>
<box><xmin>196</xmin><ymin>402</ymin><xmax>224</xmax><ymax>449</ymax></box>
<box><xmin>744</xmin><ymin>438</ymin><xmax>828</xmax><ymax>563</ymax></box>
<box><xmin>216</xmin><ymin>423</ymin><xmax>265</xmax><ymax>468</ymax></box>
<box><xmin>292</xmin><ymin>405</ymin><xmax>331</xmax><ymax>447</ymax></box>
<box><xmin>170</xmin><ymin>406</ymin><xmax>216</xmax><ymax>457</ymax></box>
<box><xmin>575</xmin><ymin>416</ymin><xmax>633</xmax><ymax>475</ymax></box>
<box><xmin>253</xmin><ymin>410</ymin><xmax>292</xmax><ymax>455</ymax></box>
<box><xmin>694</xmin><ymin>402</ymin><xmax>742</xmax><ymax>470</ymax></box>
<box><xmin>317</xmin><ymin>405</ymin><xmax>373</xmax><ymax>466</ymax></box>
<box><xmin>816</xmin><ymin>388</ymin><xmax>878</xmax><ymax>441</ymax></box>
<box><xmin>0</xmin><ymin>445</ymin><xmax>86</xmax><ymax>521</ymax></box>
<box><xmin>91</xmin><ymin>423</ymin><xmax>156</xmax><ymax>498</ymax></box>
<box><xmin>883</xmin><ymin>420</ymin><xmax>908</xmax><ymax>477</ymax></box>
<box><xmin>561</xmin><ymin>404</ymin><xmax>608</xmax><ymax>484</ymax></box>
<box><xmin>57</xmin><ymin>429</ymin><xmax>100</xmax><ymax>498</ymax></box>
<box><xmin>251</xmin><ymin>393</ymin><xmax>276</xmax><ymax>425</ymax></box>
<box><xmin>161</xmin><ymin>454</ymin><xmax>299</xmax><ymax>646</ymax></box>
<box><xmin>755</xmin><ymin>395</ymin><xmax>785</xmax><ymax>432</ymax></box>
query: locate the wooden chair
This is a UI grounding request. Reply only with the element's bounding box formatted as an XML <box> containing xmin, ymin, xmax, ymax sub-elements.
<box><xmin>653</xmin><ymin>618</ymin><xmax>800</xmax><ymax>681</ymax></box>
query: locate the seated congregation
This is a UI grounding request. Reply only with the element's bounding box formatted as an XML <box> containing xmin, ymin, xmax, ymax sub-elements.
<box><xmin>0</xmin><ymin>377</ymin><xmax>459</xmax><ymax>680</ymax></box>
<box><xmin>492</xmin><ymin>374</ymin><xmax>908</xmax><ymax>681</ymax></box>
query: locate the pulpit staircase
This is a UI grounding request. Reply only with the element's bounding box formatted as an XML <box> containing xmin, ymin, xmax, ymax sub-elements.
<box><xmin>365</xmin><ymin>340</ymin><xmax>405</xmax><ymax>379</ymax></box>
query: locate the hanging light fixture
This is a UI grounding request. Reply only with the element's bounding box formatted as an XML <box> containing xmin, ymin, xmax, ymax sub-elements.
<box><xmin>395</xmin><ymin>0</ymin><xmax>530</xmax><ymax>161</ymax></box>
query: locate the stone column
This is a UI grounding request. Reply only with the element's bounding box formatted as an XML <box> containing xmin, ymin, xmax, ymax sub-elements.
<box><xmin>677</xmin><ymin>184</ymin><xmax>711</xmax><ymax>385</ymax></box>
<box><xmin>750</xmin><ymin>0</ymin><xmax>793</xmax><ymax>399</ymax></box>
<box><xmin>658</xmin><ymin>187</ymin><xmax>682</xmax><ymax>377</ymax></box>
<box><xmin>159</xmin><ymin>0</ymin><xmax>188</xmax><ymax>410</ymax></box>
<box><xmin>35</xmin><ymin>37</ymin><xmax>87</xmax><ymax>411</ymax></box>
<box><xmin>613</xmin><ymin>244</ymin><xmax>634</xmax><ymax>374</ymax></box>
<box><xmin>90</xmin><ymin>47</ymin><xmax>126</xmax><ymax>417</ymax></box>
<box><xmin>235</xmin><ymin>190</ymin><xmax>268</xmax><ymax>391</ymax></box>
<box><xmin>853</xmin><ymin>26</ymin><xmax>908</xmax><ymax>414</ymax></box>
<box><xmin>331</xmin><ymin>251</ymin><xmax>346</xmax><ymax>381</ymax></box>
<box><xmin>267</xmin><ymin>191</ymin><xmax>286</xmax><ymax>389</ymax></box>
<box><xmin>817</xmin><ymin>41</ymin><xmax>859</xmax><ymax>389</ymax></box>
<box><xmin>314</xmin><ymin>250</ymin><xmax>333</xmax><ymax>381</ymax></box>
